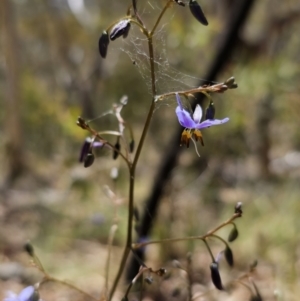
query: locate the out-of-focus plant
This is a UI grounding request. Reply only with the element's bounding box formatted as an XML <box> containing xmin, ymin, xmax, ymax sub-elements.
<box><xmin>6</xmin><ymin>1</ymin><xmax>265</xmax><ymax>300</ymax></box>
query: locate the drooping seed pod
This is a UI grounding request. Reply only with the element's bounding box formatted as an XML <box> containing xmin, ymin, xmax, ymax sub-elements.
<box><xmin>113</xmin><ymin>140</ymin><xmax>121</xmax><ymax>160</ymax></box>
<box><xmin>228</xmin><ymin>225</ymin><xmax>239</xmax><ymax>242</ymax></box>
<box><xmin>205</xmin><ymin>100</ymin><xmax>215</xmax><ymax>120</ymax></box>
<box><xmin>189</xmin><ymin>0</ymin><xmax>208</xmax><ymax>26</ymax></box>
<box><xmin>24</xmin><ymin>242</ymin><xmax>35</xmax><ymax>257</ymax></box>
<box><xmin>224</xmin><ymin>246</ymin><xmax>234</xmax><ymax>267</ymax></box>
<box><xmin>210</xmin><ymin>262</ymin><xmax>223</xmax><ymax>290</ymax></box>
<box><xmin>84</xmin><ymin>152</ymin><xmax>95</xmax><ymax>168</ymax></box>
<box><xmin>129</xmin><ymin>140</ymin><xmax>135</xmax><ymax>153</ymax></box>
<box><xmin>99</xmin><ymin>31</ymin><xmax>109</xmax><ymax>58</ymax></box>
<box><xmin>110</xmin><ymin>20</ymin><xmax>131</xmax><ymax>41</ymax></box>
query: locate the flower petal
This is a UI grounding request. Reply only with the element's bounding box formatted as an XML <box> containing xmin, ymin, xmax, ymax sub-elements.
<box><xmin>18</xmin><ymin>286</ymin><xmax>35</xmax><ymax>301</ymax></box>
<box><xmin>195</xmin><ymin>117</ymin><xmax>229</xmax><ymax>129</ymax></box>
<box><xmin>176</xmin><ymin>106</ymin><xmax>197</xmax><ymax>128</ymax></box>
<box><xmin>175</xmin><ymin>93</ymin><xmax>183</xmax><ymax>110</ymax></box>
<box><xmin>193</xmin><ymin>104</ymin><xmax>203</xmax><ymax>123</ymax></box>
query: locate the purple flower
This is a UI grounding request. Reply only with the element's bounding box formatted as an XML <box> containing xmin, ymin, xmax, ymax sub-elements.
<box><xmin>175</xmin><ymin>93</ymin><xmax>229</xmax><ymax>147</ymax></box>
<box><xmin>175</xmin><ymin>93</ymin><xmax>229</xmax><ymax>130</ymax></box>
<box><xmin>4</xmin><ymin>286</ymin><xmax>39</xmax><ymax>301</ymax></box>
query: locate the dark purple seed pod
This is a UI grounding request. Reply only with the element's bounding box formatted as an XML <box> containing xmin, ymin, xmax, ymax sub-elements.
<box><xmin>84</xmin><ymin>152</ymin><xmax>95</xmax><ymax>168</ymax></box>
<box><xmin>24</xmin><ymin>242</ymin><xmax>34</xmax><ymax>257</ymax></box>
<box><xmin>205</xmin><ymin>101</ymin><xmax>215</xmax><ymax>120</ymax></box>
<box><xmin>210</xmin><ymin>262</ymin><xmax>223</xmax><ymax>290</ymax></box>
<box><xmin>224</xmin><ymin>246</ymin><xmax>234</xmax><ymax>267</ymax></box>
<box><xmin>79</xmin><ymin>138</ymin><xmax>92</xmax><ymax>163</ymax></box>
<box><xmin>110</xmin><ymin>20</ymin><xmax>131</xmax><ymax>41</ymax></box>
<box><xmin>189</xmin><ymin>0</ymin><xmax>208</xmax><ymax>26</ymax></box>
<box><xmin>129</xmin><ymin>140</ymin><xmax>135</xmax><ymax>153</ymax></box>
<box><xmin>99</xmin><ymin>31</ymin><xmax>109</xmax><ymax>58</ymax></box>
<box><xmin>228</xmin><ymin>225</ymin><xmax>239</xmax><ymax>242</ymax></box>
<box><xmin>113</xmin><ymin>141</ymin><xmax>121</xmax><ymax>160</ymax></box>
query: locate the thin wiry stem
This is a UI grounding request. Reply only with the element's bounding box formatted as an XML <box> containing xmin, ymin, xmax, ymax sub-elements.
<box><xmin>132</xmin><ymin>212</ymin><xmax>242</xmax><ymax>249</ymax></box>
<box><xmin>40</xmin><ymin>277</ymin><xmax>97</xmax><ymax>301</ymax></box>
<box><xmin>108</xmin><ymin>2</ymin><xmax>173</xmax><ymax>299</ymax></box>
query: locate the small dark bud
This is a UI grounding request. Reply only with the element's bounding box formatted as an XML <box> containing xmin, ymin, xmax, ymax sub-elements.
<box><xmin>99</xmin><ymin>31</ymin><xmax>109</xmax><ymax>58</ymax></box>
<box><xmin>110</xmin><ymin>20</ymin><xmax>131</xmax><ymax>41</ymax></box>
<box><xmin>129</xmin><ymin>140</ymin><xmax>135</xmax><ymax>153</ymax></box>
<box><xmin>121</xmin><ymin>297</ymin><xmax>129</xmax><ymax>301</ymax></box>
<box><xmin>24</xmin><ymin>242</ymin><xmax>35</xmax><ymax>257</ymax></box>
<box><xmin>210</xmin><ymin>262</ymin><xmax>223</xmax><ymax>290</ymax></box>
<box><xmin>224</xmin><ymin>76</ymin><xmax>235</xmax><ymax>87</ymax></box>
<box><xmin>84</xmin><ymin>152</ymin><xmax>94</xmax><ymax>168</ymax></box>
<box><xmin>113</xmin><ymin>141</ymin><xmax>121</xmax><ymax>160</ymax></box>
<box><xmin>205</xmin><ymin>101</ymin><xmax>215</xmax><ymax>120</ymax></box>
<box><xmin>77</xmin><ymin>116</ymin><xmax>89</xmax><ymax>129</ymax></box>
<box><xmin>157</xmin><ymin>268</ymin><xmax>167</xmax><ymax>276</ymax></box>
<box><xmin>235</xmin><ymin>202</ymin><xmax>243</xmax><ymax>215</ymax></box>
<box><xmin>145</xmin><ymin>276</ymin><xmax>153</xmax><ymax>284</ymax></box>
<box><xmin>224</xmin><ymin>246</ymin><xmax>234</xmax><ymax>267</ymax></box>
<box><xmin>189</xmin><ymin>0</ymin><xmax>208</xmax><ymax>26</ymax></box>
<box><xmin>175</xmin><ymin>0</ymin><xmax>185</xmax><ymax>6</ymax></box>
<box><xmin>228</xmin><ymin>225</ymin><xmax>239</xmax><ymax>242</ymax></box>
<box><xmin>224</xmin><ymin>77</ymin><xmax>238</xmax><ymax>89</ymax></box>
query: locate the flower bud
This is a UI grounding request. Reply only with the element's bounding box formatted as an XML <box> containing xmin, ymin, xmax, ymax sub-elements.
<box><xmin>99</xmin><ymin>31</ymin><xmax>109</xmax><ymax>58</ymax></box>
<box><xmin>110</xmin><ymin>20</ymin><xmax>131</xmax><ymax>41</ymax></box>
<box><xmin>224</xmin><ymin>246</ymin><xmax>234</xmax><ymax>267</ymax></box>
<box><xmin>84</xmin><ymin>152</ymin><xmax>94</xmax><ymax>168</ymax></box>
<box><xmin>205</xmin><ymin>101</ymin><xmax>215</xmax><ymax>120</ymax></box>
<box><xmin>210</xmin><ymin>262</ymin><xmax>223</xmax><ymax>290</ymax></box>
<box><xmin>228</xmin><ymin>225</ymin><xmax>239</xmax><ymax>242</ymax></box>
<box><xmin>189</xmin><ymin>0</ymin><xmax>208</xmax><ymax>26</ymax></box>
<box><xmin>24</xmin><ymin>242</ymin><xmax>35</xmax><ymax>257</ymax></box>
<box><xmin>157</xmin><ymin>268</ymin><xmax>167</xmax><ymax>276</ymax></box>
<box><xmin>235</xmin><ymin>202</ymin><xmax>243</xmax><ymax>215</ymax></box>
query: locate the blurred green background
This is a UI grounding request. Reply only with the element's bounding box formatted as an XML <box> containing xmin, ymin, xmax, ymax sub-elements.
<box><xmin>1</xmin><ymin>0</ymin><xmax>300</xmax><ymax>300</ymax></box>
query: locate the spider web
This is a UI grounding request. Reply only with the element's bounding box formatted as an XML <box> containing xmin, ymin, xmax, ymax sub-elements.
<box><xmin>118</xmin><ymin>0</ymin><xmax>212</xmax><ymax>107</ymax></box>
